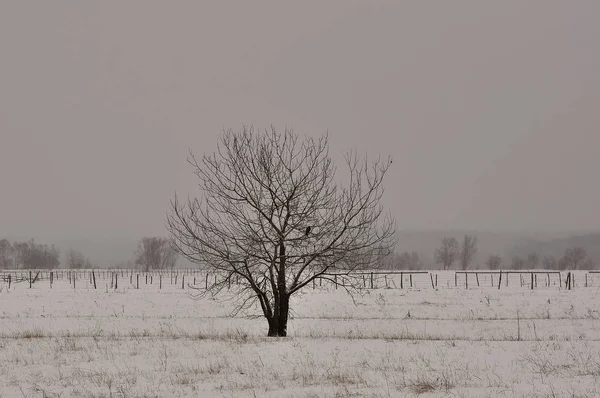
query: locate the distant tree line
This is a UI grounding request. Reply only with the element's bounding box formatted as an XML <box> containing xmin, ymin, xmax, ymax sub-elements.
<box><xmin>0</xmin><ymin>239</ymin><xmax>61</xmax><ymax>269</ymax></box>
<box><xmin>0</xmin><ymin>236</ymin><xmax>179</xmax><ymax>270</ymax></box>
<box><xmin>1</xmin><ymin>234</ymin><xmax>594</xmax><ymax>271</ymax></box>
<box><xmin>378</xmin><ymin>234</ymin><xmax>597</xmax><ymax>271</ymax></box>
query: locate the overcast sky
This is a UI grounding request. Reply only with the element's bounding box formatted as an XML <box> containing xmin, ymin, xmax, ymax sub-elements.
<box><xmin>1</xmin><ymin>1</ymin><xmax>599</xmax><ymax>243</ymax></box>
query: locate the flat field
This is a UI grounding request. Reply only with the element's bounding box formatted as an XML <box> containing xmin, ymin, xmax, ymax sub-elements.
<box><xmin>1</xmin><ymin>271</ymin><xmax>600</xmax><ymax>397</ymax></box>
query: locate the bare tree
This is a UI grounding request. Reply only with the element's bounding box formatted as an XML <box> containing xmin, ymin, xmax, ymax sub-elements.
<box><xmin>459</xmin><ymin>235</ymin><xmax>477</xmax><ymax>270</ymax></box>
<box><xmin>542</xmin><ymin>255</ymin><xmax>557</xmax><ymax>270</ymax></box>
<box><xmin>582</xmin><ymin>257</ymin><xmax>596</xmax><ymax>270</ymax></box>
<box><xmin>0</xmin><ymin>239</ymin><xmax>14</xmax><ymax>269</ymax></box>
<box><xmin>559</xmin><ymin>247</ymin><xmax>587</xmax><ymax>270</ymax></box>
<box><xmin>167</xmin><ymin>127</ymin><xmax>396</xmax><ymax>337</ymax></box>
<box><xmin>66</xmin><ymin>249</ymin><xmax>92</xmax><ymax>269</ymax></box>
<box><xmin>135</xmin><ymin>237</ymin><xmax>178</xmax><ymax>272</ymax></box>
<box><xmin>396</xmin><ymin>251</ymin><xmax>422</xmax><ymax>270</ymax></box>
<box><xmin>434</xmin><ymin>237</ymin><xmax>459</xmax><ymax>270</ymax></box>
<box><xmin>486</xmin><ymin>254</ymin><xmax>502</xmax><ymax>270</ymax></box>
<box><xmin>511</xmin><ymin>255</ymin><xmax>525</xmax><ymax>270</ymax></box>
<box><xmin>526</xmin><ymin>252</ymin><xmax>540</xmax><ymax>269</ymax></box>
<box><xmin>10</xmin><ymin>239</ymin><xmax>60</xmax><ymax>269</ymax></box>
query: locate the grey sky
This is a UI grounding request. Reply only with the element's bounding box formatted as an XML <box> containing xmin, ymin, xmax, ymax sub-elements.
<box><xmin>1</xmin><ymin>1</ymin><xmax>599</xmax><ymax>243</ymax></box>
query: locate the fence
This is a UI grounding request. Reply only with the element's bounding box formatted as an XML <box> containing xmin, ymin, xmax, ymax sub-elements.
<box><xmin>0</xmin><ymin>269</ymin><xmax>598</xmax><ymax>291</ymax></box>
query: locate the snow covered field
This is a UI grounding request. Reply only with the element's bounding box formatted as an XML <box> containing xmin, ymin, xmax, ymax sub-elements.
<box><xmin>1</xmin><ymin>271</ymin><xmax>600</xmax><ymax>397</ymax></box>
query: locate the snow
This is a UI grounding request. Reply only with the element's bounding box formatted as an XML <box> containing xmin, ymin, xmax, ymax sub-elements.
<box><xmin>1</xmin><ymin>270</ymin><xmax>600</xmax><ymax>397</ymax></box>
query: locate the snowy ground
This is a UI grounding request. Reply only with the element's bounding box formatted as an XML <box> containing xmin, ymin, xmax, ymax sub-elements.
<box><xmin>1</xmin><ymin>271</ymin><xmax>600</xmax><ymax>397</ymax></box>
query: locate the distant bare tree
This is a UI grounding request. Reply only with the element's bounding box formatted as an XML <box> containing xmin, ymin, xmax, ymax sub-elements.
<box><xmin>135</xmin><ymin>237</ymin><xmax>178</xmax><ymax>272</ymax></box>
<box><xmin>0</xmin><ymin>239</ymin><xmax>14</xmax><ymax>269</ymax></box>
<box><xmin>486</xmin><ymin>254</ymin><xmax>502</xmax><ymax>270</ymax></box>
<box><xmin>396</xmin><ymin>251</ymin><xmax>422</xmax><ymax>270</ymax></box>
<box><xmin>459</xmin><ymin>235</ymin><xmax>477</xmax><ymax>270</ymax></box>
<box><xmin>542</xmin><ymin>255</ymin><xmax>557</xmax><ymax>270</ymax></box>
<box><xmin>582</xmin><ymin>257</ymin><xmax>596</xmax><ymax>270</ymax></box>
<box><xmin>66</xmin><ymin>249</ymin><xmax>92</xmax><ymax>269</ymax></box>
<box><xmin>526</xmin><ymin>252</ymin><xmax>540</xmax><ymax>269</ymax></box>
<box><xmin>559</xmin><ymin>247</ymin><xmax>587</xmax><ymax>270</ymax></box>
<box><xmin>435</xmin><ymin>237</ymin><xmax>459</xmax><ymax>270</ymax></box>
<box><xmin>511</xmin><ymin>255</ymin><xmax>525</xmax><ymax>270</ymax></box>
<box><xmin>11</xmin><ymin>239</ymin><xmax>60</xmax><ymax>269</ymax></box>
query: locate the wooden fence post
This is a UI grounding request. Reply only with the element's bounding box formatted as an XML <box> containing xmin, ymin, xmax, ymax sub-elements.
<box><xmin>92</xmin><ymin>270</ymin><xmax>96</xmax><ymax>289</ymax></box>
<box><xmin>559</xmin><ymin>273</ymin><xmax>562</xmax><ymax>289</ymax></box>
<box><xmin>498</xmin><ymin>271</ymin><xmax>502</xmax><ymax>290</ymax></box>
<box><xmin>400</xmin><ymin>272</ymin><xmax>403</xmax><ymax>289</ymax></box>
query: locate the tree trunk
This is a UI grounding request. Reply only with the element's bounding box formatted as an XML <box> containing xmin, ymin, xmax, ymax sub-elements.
<box><xmin>267</xmin><ymin>293</ymin><xmax>289</xmax><ymax>337</ymax></box>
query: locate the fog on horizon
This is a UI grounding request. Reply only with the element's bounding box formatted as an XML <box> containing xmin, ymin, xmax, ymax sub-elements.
<box><xmin>1</xmin><ymin>1</ymin><xmax>599</xmax><ymax>247</ymax></box>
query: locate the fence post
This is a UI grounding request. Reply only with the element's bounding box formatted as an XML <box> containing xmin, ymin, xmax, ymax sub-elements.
<box><xmin>400</xmin><ymin>272</ymin><xmax>403</xmax><ymax>289</ymax></box>
<box><xmin>92</xmin><ymin>270</ymin><xmax>96</xmax><ymax>289</ymax></box>
<box><xmin>475</xmin><ymin>273</ymin><xmax>480</xmax><ymax>287</ymax></box>
<box><xmin>531</xmin><ymin>273</ymin><xmax>534</xmax><ymax>290</ymax></box>
<box><xmin>182</xmin><ymin>275</ymin><xmax>185</xmax><ymax>289</ymax></box>
<box><xmin>371</xmin><ymin>272</ymin><xmax>374</xmax><ymax>289</ymax></box>
<box><xmin>29</xmin><ymin>271</ymin><xmax>32</xmax><ymax>289</ymax></box>
<box><xmin>559</xmin><ymin>272</ymin><xmax>562</xmax><ymax>289</ymax></box>
<box><xmin>498</xmin><ymin>271</ymin><xmax>502</xmax><ymax>290</ymax></box>
<box><xmin>115</xmin><ymin>273</ymin><xmax>118</xmax><ymax>289</ymax></box>
<box><xmin>429</xmin><ymin>273</ymin><xmax>435</xmax><ymax>289</ymax></box>
<box><xmin>455</xmin><ymin>272</ymin><xmax>457</xmax><ymax>287</ymax></box>
<box><xmin>137</xmin><ymin>274</ymin><xmax>139</xmax><ymax>289</ymax></box>
<box><xmin>410</xmin><ymin>274</ymin><xmax>413</xmax><ymax>288</ymax></box>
